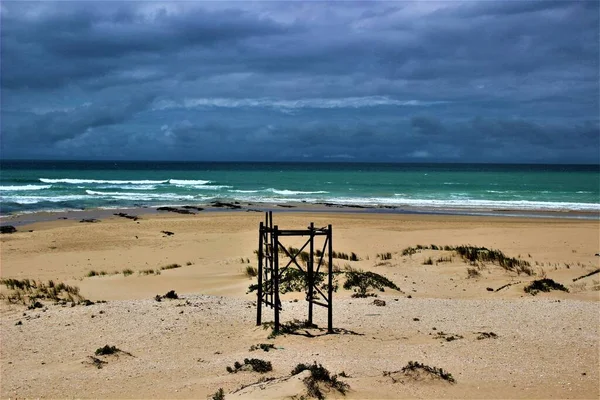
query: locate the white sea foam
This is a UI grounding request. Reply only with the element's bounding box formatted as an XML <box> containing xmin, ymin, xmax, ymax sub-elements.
<box><xmin>169</xmin><ymin>179</ymin><xmax>211</xmax><ymax>185</ymax></box>
<box><xmin>174</xmin><ymin>184</ymin><xmax>230</xmax><ymax>190</ymax></box>
<box><xmin>0</xmin><ymin>185</ymin><xmax>52</xmax><ymax>191</ymax></box>
<box><xmin>40</xmin><ymin>178</ymin><xmax>168</xmax><ymax>184</ymax></box>
<box><xmin>266</xmin><ymin>188</ymin><xmax>329</xmax><ymax>195</ymax></box>
<box><xmin>85</xmin><ymin>190</ymin><xmax>196</xmax><ymax>200</ymax></box>
<box><xmin>97</xmin><ymin>184</ymin><xmax>157</xmax><ymax>190</ymax></box>
<box><xmin>2</xmin><ymin>195</ymin><xmax>90</xmax><ymax>204</ymax></box>
<box><xmin>228</xmin><ymin>189</ymin><xmax>260</xmax><ymax>193</ymax></box>
<box><xmin>326</xmin><ymin>196</ymin><xmax>600</xmax><ymax>211</ymax></box>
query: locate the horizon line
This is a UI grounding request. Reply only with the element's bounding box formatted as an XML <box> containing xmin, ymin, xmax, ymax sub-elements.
<box><xmin>1</xmin><ymin>159</ymin><xmax>599</xmax><ymax>167</ymax></box>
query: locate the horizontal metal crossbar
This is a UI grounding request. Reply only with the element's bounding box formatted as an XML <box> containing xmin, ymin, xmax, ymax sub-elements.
<box><xmin>311</xmin><ymin>300</ymin><xmax>330</xmax><ymax>308</ymax></box>
<box><xmin>260</xmin><ymin>229</ymin><xmax>330</xmax><ymax>236</ymax></box>
<box><xmin>261</xmin><ymin>299</ymin><xmax>282</xmax><ymax>310</ymax></box>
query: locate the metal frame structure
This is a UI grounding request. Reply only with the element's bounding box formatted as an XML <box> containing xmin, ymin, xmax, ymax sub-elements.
<box><xmin>256</xmin><ymin>211</ymin><xmax>334</xmax><ymax>333</ymax></box>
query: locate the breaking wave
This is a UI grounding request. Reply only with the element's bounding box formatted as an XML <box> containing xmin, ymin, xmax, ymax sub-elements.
<box><xmin>0</xmin><ymin>185</ymin><xmax>52</xmax><ymax>191</ymax></box>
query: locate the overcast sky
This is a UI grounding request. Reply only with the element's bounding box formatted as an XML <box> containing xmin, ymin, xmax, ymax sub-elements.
<box><xmin>1</xmin><ymin>1</ymin><xmax>598</xmax><ymax>163</ymax></box>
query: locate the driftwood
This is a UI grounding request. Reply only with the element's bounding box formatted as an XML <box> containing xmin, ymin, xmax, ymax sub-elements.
<box><xmin>495</xmin><ymin>281</ymin><xmax>522</xmax><ymax>292</ymax></box>
<box><xmin>572</xmin><ymin>268</ymin><xmax>600</xmax><ymax>282</ymax></box>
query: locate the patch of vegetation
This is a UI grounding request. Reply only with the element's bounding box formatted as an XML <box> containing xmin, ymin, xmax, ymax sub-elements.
<box><xmin>160</xmin><ymin>263</ymin><xmax>181</xmax><ymax>270</ymax></box>
<box><xmin>423</xmin><ymin>257</ymin><xmax>433</xmax><ymax>265</ymax></box>
<box><xmin>122</xmin><ymin>268</ymin><xmax>134</xmax><ymax>277</ymax></box>
<box><xmin>331</xmin><ymin>251</ymin><xmax>349</xmax><ymax>260</ymax></box>
<box><xmin>436</xmin><ymin>256</ymin><xmax>453</xmax><ymax>263</ymax></box>
<box><xmin>384</xmin><ymin>361</ymin><xmax>455</xmax><ymax>383</ymax></box>
<box><xmin>467</xmin><ymin>268</ymin><xmax>481</xmax><ymax>278</ymax></box>
<box><xmin>283</xmin><ymin>247</ymin><xmax>359</xmax><ymax>263</ymax></box>
<box><xmin>524</xmin><ymin>279</ymin><xmax>569</xmax><ymax>295</ymax></box>
<box><xmin>248</xmin><ymin>267</ymin><xmax>337</xmax><ymax>295</ymax></box>
<box><xmin>211</xmin><ymin>388</ymin><xmax>225</xmax><ymax>400</ymax></box>
<box><xmin>452</xmin><ymin>245</ymin><xmax>532</xmax><ymax>275</ymax></box>
<box><xmin>0</xmin><ymin>278</ymin><xmax>85</xmax><ymax>306</ymax></box>
<box><xmin>227</xmin><ymin>358</ymin><xmax>273</xmax><ymax>374</ymax></box>
<box><xmin>476</xmin><ymin>332</ymin><xmax>498</xmax><ymax>340</ymax></box>
<box><xmin>402</xmin><ymin>247</ymin><xmax>417</xmax><ymax>256</ymax></box>
<box><xmin>377</xmin><ymin>252</ymin><xmax>392</xmax><ymax>260</ymax></box>
<box><xmin>434</xmin><ymin>331</ymin><xmax>464</xmax><ymax>342</ymax></box>
<box><xmin>291</xmin><ymin>362</ymin><xmax>349</xmax><ymax>400</ymax></box>
<box><xmin>95</xmin><ymin>345</ymin><xmax>120</xmax><ymax>356</ymax></box>
<box><xmin>343</xmin><ymin>269</ymin><xmax>400</xmax><ymax>298</ymax></box>
<box><xmin>249</xmin><ymin>343</ymin><xmax>276</xmax><ymax>352</ymax></box>
<box><xmin>401</xmin><ymin>245</ymin><xmax>532</xmax><ymax>275</ymax></box>
<box><xmin>186</xmin><ymin>261</ymin><xmax>193</xmax><ymax>266</ymax></box>
<box><xmin>156</xmin><ymin>290</ymin><xmax>178</xmax><ymax>301</ymax></box>
<box><xmin>245</xmin><ymin>265</ymin><xmax>258</xmax><ymax>278</ymax></box>
<box><xmin>139</xmin><ymin>269</ymin><xmax>160</xmax><ymax>275</ymax></box>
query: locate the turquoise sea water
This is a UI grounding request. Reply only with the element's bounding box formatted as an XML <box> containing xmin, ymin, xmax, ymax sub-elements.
<box><xmin>0</xmin><ymin>161</ymin><xmax>598</xmax><ymax>216</ymax></box>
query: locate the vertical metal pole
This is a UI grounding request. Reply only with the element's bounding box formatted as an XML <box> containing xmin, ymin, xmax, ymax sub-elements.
<box><xmin>327</xmin><ymin>224</ymin><xmax>334</xmax><ymax>333</ymax></box>
<box><xmin>308</xmin><ymin>222</ymin><xmax>314</xmax><ymax>325</ymax></box>
<box><xmin>257</xmin><ymin>222</ymin><xmax>263</xmax><ymax>326</ymax></box>
<box><xmin>269</xmin><ymin>212</ymin><xmax>274</xmax><ymax>306</ymax></box>
<box><xmin>273</xmin><ymin>225</ymin><xmax>280</xmax><ymax>333</ymax></box>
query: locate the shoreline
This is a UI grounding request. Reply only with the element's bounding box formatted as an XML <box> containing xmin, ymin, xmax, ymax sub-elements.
<box><xmin>2</xmin><ymin>201</ymin><xmax>599</xmax><ymax>227</ymax></box>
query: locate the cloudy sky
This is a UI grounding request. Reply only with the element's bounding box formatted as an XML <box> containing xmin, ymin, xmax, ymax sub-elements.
<box><xmin>1</xmin><ymin>1</ymin><xmax>598</xmax><ymax>163</ymax></box>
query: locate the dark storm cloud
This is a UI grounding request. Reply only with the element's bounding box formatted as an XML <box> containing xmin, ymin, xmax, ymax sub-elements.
<box><xmin>0</xmin><ymin>1</ymin><xmax>598</xmax><ymax>163</ymax></box>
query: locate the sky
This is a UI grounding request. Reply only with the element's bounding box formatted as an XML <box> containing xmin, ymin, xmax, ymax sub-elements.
<box><xmin>1</xmin><ymin>1</ymin><xmax>599</xmax><ymax>163</ymax></box>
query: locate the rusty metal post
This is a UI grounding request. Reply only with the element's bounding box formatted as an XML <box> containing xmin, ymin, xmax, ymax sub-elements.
<box><xmin>273</xmin><ymin>225</ymin><xmax>280</xmax><ymax>333</ymax></box>
<box><xmin>268</xmin><ymin>211</ymin><xmax>274</xmax><ymax>306</ymax></box>
<box><xmin>257</xmin><ymin>222</ymin><xmax>263</xmax><ymax>326</ymax></box>
<box><xmin>308</xmin><ymin>222</ymin><xmax>314</xmax><ymax>325</ymax></box>
<box><xmin>327</xmin><ymin>224</ymin><xmax>333</xmax><ymax>333</ymax></box>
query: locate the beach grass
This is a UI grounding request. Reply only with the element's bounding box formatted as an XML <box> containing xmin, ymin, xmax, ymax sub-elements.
<box><xmin>0</xmin><ymin>278</ymin><xmax>85</xmax><ymax>306</ymax></box>
<box><xmin>160</xmin><ymin>263</ymin><xmax>182</xmax><ymax>271</ymax></box>
<box><xmin>291</xmin><ymin>362</ymin><xmax>350</xmax><ymax>400</ymax></box>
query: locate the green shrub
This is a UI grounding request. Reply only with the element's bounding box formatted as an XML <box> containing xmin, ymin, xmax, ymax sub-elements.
<box><xmin>343</xmin><ymin>269</ymin><xmax>400</xmax><ymax>297</ymax></box>
<box><xmin>95</xmin><ymin>345</ymin><xmax>120</xmax><ymax>356</ymax></box>
<box><xmin>524</xmin><ymin>279</ymin><xmax>568</xmax><ymax>295</ymax></box>
<box><xmin>211</xmin><ymin>388</ymin><xmax>225</xmax><ymax>400</ymax></box>
<box><xmin>227</xmin><ymin>358</ymin><xmax>272</xmax><ymax>373</ymax></box>
<box><xmin>291</xmin><ymin>362</ymin><xmax>349</xmax><ymax>400</ymax></box>
<box><xmin>250</xmin><ymin>343</ymin><xmax>276</xmax><ymax>352</ymax></box>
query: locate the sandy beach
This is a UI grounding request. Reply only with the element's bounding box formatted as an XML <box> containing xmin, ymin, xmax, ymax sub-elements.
<box><xmin>1</xmin><ymin>210</ymin><xmax>599</xmax><ymax>399</ymax></box>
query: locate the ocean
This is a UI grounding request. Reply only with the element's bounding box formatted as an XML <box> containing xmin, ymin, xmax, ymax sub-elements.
<box><xmin>0</xmin><ymin>160</ymin><xmax>598</xmax><ymax>217</ymax></box>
